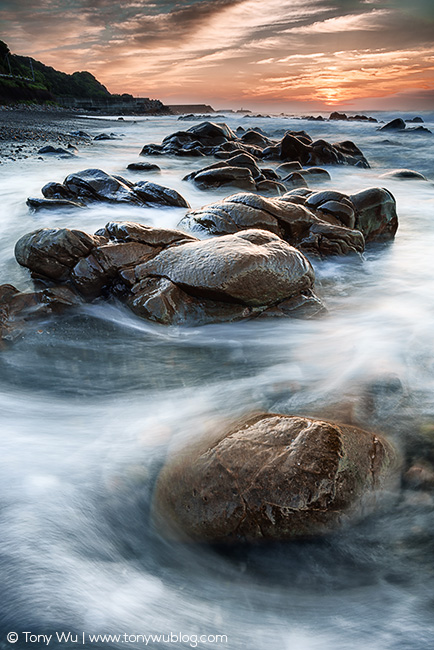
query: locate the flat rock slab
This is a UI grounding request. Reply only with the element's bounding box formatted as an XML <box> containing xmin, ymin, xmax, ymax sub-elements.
<box><xmin>153</xmin><ymin>413</ymin><xmax>401</xmax><ymax>543</ymax></box>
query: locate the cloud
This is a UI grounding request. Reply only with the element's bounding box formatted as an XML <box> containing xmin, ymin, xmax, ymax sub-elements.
<box><xmin>1</xmin><ymin>0</ymin><xmax>434</xmax><ymax>109</ymax></box>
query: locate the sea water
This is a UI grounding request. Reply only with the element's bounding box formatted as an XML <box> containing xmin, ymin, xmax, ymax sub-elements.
<box><xmin>0</xmin><ymin>113</ymin><xmax>433</xmax><ymax>649</ymax></box>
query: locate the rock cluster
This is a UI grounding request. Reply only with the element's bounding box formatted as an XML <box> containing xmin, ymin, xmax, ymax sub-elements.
<box><xmin>139</xmin><ymin>121</ymin><xmax>370</xmax><ymax>168</ymax></box>
<box><xmin>11</xmin><ymin>222</ymin><xmax>325</xmax><ymax>334</ymax></box>
<box><xmin>378</xmin><ymin>119</ymin><xmax>432</xmax><ymax>135</ymax></box>
<box><xmin>182</xmin><ymin>152</ymin><xmax>331</xmax><ymax>193</ymax></box>
<box><xmin>180</xmin><ymin>187</ymin><xmax>398</xmax><ymax>256</ymax></box>
<box><xmin>26</xmin><ymin>168</ymin><xmax>190</xmax><ymax>210</ymax></box>
<box><xmin>152</xmin><ymin>412</ymin><xmax>401</xmax><ymax>543</ymax></box>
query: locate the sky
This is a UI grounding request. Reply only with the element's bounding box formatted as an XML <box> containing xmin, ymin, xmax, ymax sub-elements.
<box><xmin>1</xmin><ymin>0</ymin><xmax>434</xmax><ymax>111</ymax></box>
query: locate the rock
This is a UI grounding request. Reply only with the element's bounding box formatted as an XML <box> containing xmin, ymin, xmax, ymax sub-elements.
<box><xmin>241</xmin><ymin>130</ymin><xmax>271</xmax><ymax>147</ymax></box>
<box><xmin>404</xmin><ymin>463</ymin><xmax>434</xmax><ymax>489</ymax></box>
<box><xmin>64</xmin><ymin>169</ymin><xmax>141</xmax><ymax>204</ymax></box>
<box><xmin>26</xmin><ymin>198</ymin><xmax>85</xmax><ymax>210</ymax></box>
<box><xmin>41</xmin><ymin>182</ymin><xmax>77</xmax><ymax>201</ymax></box>
<box><xmin>276</xmin><ymin>162</ymin><xmax>303</xmax><ymax>176</ymax></box>
<box><xmin>15</xmin><ymin>228</ymin><xmax>106</xmax><ymax>281</ymax></box>
<box><xmin>134</xmin><ymin>229</ymin><xmax>315</xmax><ymax>307</ymax></box>
<box><xmin>37</xmin><ymin>145</ymin><xmax>75</xmax><ymax>156</ymax></box>
<box><xmin>299</xmin><ymin>168</ymin><xmax>331</xmax><ymax>182</ymax></box>
<box><xmin>406</xmin><ymin>126</ymin><xmax>432</xmax><ymax>134</ymax></box>
<box><xmin>14</xmin><ymin>223</ymin><xmax>324</xmax><ymax>327</ymax></box>
<box><xmin>406</xmin><ymin>117</ymin><xmax>424</xmax><ymax>123</ymax></box>
<box><xmin>127</xmin><ymin>162</ymin><xmax>161</xmax><ymax>172</ymax></box>
<box><xmin>181</xmin><ymin>190</ymin><xmax>372</xmax><ymax>256</ymax></box>
<box><xmin>379</xmin><ymin>169</ymin><xmax>427</xmax><ymax>181</ymax></box>
<box><xmin>191</xmin><ymin>167</ymin><xmax>257</xmax><ymax>191</ymax></box>
<box><xmin>350</xmin><ymin>187</ymin><xmax>398</xmax><ymax>242</ymax></box>
<box><xmin>70</xmin><ymin>242</ymin><xmax>160</xmax><ymax>297</ymax></box>
<box><xmin>332</xmin><ymin>141</ymin><xmax>369</xmax><ymax>167</ymax></box>
<box><xmin>128</xmin><ymin>277</ymin><xmax>255</xmax><ymax>326</ymax></box>
<box><xmin>132</xmin><ymin>181</ymin><xmax>190</xmax><ymax>208</ymax></box>
<box><xmin>279</xmin><ymin>133</ymin><xmax>311</xmax><ymax>164</ymax></box>
<box><xmin>97</xmin><ymin>221</ymin><xmax>197</xmax><ymax>247</ymax></box>
<box><xmin>94</xmin><ymin>133</ymin><xmax>118</xmax><ymax>140</ymax></box>
<box><xmin>186</xmin><ymin>121</ymin><xmax>236</xmax><ymax>142</ymax></box>
<box><xmin>281</xmin><ymin>172</ymin><xmax>309</xmax><ymax>189</ymax></box>
<box><xmin>138</xmin><ymin>124</ymin><xmax>368</xmax><ymax>168</ymax></box>
<box><xmin>329</xmin><ymin>111</ymin><xmax>348</xmax><ymax>120</ymax></box>
<box><xmin>0</xmin><ymin>283</ymin><xmax>81</xmax><ymax>344</ymax></box>
<box><xmin>152</xmin><ymin>413</ymin><xmax>400</xmax><ymax>543</ymax></box>
<box><xmin>255</xmin><ymin>180</ymin><xmax>287</xmax><ymax>195</ymax></box>
<box><xmin>31</xmin><ymin>169</ymin><xmax>189</xmax><ymax>209</ymax></box>
<box><xmin>378</xmin><ymin>119</ymin><xmax>406</xmax><ymax>132</ymax></box>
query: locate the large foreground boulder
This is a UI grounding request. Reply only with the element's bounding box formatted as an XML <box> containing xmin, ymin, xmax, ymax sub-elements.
<box><xmin>152</xmin><ymin>413</ymin><xmax>401</xmax><ymax>543</ymax></box>
<box><xmin>180</xmin><ymin>187</ymin><xmax>398</xmax><ymax>256</ymax></box>
<box><xmin>14</xmin><ymin>224</ymin><xmax>325</xmax><ymax>329</ymax></box>
<box><xmin>27</xmin><ymin>169</ymin><xmax>189</xmax><ymax>210</ymax></box>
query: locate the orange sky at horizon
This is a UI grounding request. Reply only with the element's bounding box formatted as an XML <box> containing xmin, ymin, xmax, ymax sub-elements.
<box><xmin>1</xmin><ymin>0</ymin><xmax>434</xmax><ymax>111</ymax></box>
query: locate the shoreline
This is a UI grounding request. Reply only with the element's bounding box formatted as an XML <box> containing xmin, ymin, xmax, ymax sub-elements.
<box><xmin>0</xmin><ymin>108</ymin><xmax>127</xmax><ymax>162</ymax></box>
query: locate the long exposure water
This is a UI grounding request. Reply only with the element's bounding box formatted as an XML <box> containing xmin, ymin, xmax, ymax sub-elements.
<box><xmin>0</xmin><ymin>112</ymin><xmax>434</xmax><ymax>649</ymax></box>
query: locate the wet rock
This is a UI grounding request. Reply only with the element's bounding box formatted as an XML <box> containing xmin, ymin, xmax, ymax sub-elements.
<box><xmin>406</xmin><ymin>117</ymin><xmax>424</xmax><ymax>123</ymax></box>
<box><xmin>378</xmin><ymin>119</ymin><xmax>406</xmax><ymax>132</ymax></box>
<box><xmin>191</xmin><ymin>167</ymin><xmax>257</xmax><ymax>191</ymax></box>
<box><xmin>15</xmin><ymin>228</ymin><xmax>106</xmax><ymax>281</ymax></box>
<box><xmin>14</xmin><ymin>223</ymin><xmax>324</xmax><ymax>327</ymax></box>
<box><xmin>134</xmin><ymin>229</ymin><xmax>315</xmax><ymax>307</ymax></box>
<box><xmin>255</xmin><ymin>180</ymin><xmax>287</xmax><ymax>195</ymax></box>
<box><xmin>37</xmin><ymin>145</ymin><xmax>75</xmax><ymax>156</ymax></box>
<box><xmin>26</xmin><ymin>198</ymin><xmax>86</xmax><ymax>210</ymax></box>
<box><xmin>350</xmin><ymin>187</ymin><xmax>398</xmax><ymax>242</ymax></box>
<box><xmin>127</xmin><ymin>162</ymin><xmax>161</xmax><ymax>172</ymax></box>
<box><xmin>97</xmin><ymin>221</ymin><xmax>197</xmax><ymax>247</ymax></box>
<box><xmin>29</xmin><ymin>169</ymin><xmax>189</xmax><ymax>209</ymax></box>
<box><xmin>0</xmin><ymin>283</ymin><xmax>81</xmax><ymax>344</ymax></box>
<box><xmin>94</xmin><ymin>133</ymin><xmax>118</xmax><ymax>140</ymax></box>
<box><xmin>152</xmin><ymin>413</ymin><xmax>400</xmax><ymax>543</ymax></box>
<box><xmin>281</xmin><ymin>172</ymin><xmax>309</xmax><ymax>189</ymax></box>
<box><xmin>70</xmin><ymin>242</ymin><xmax>160</xmax><ymax>297</ymax></box>
<box><xmin>299</xmin><ymin>168</ymin><xmax>331</xmax><ymax>182</ymax></box>
<box><xmin>138</xmin><ymin>123</ymin><xmax>369</xmax><ymax>168</ymax></box>
<box><xmin>128</xmin><ymin>277</ymin><xmax>255</xmax><ymax>326</ymax></box>
<box><xmin>181</xmin><ymin>190</ymin><xmax>373</xmax><ymax>256</ymax></box>
<box><xmin>276</xmin><ymin>162</ymin><xmax>303</xmax><ymax>176</ymax></box>
<box><xmin>132</xmin><ymin>181</ymin><xmax>190</xmax><ymax>208</ymax></box>
<box><xmin>379</xmin><ymin>169</ymin><xmax>427</xmax><ymax>181</ymax></box>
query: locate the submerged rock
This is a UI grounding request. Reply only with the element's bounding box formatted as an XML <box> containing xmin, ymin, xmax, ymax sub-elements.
<box><xmin>27</xmin><ymin>168</ymin><xmax>189</xmax><ymax>209</ymax></box>
<box><xmin>380</xmin><ymin>169</ymin><xmax>428</xmax><ymax>181</ymax></box>
<box><xmin>0</xmin><ymin>283</ymin><xmax>81</xmax><ymax>344</ymax></box>
<box><xmin>152</xmin><ymin>413</ymin><xmax>401</xmax><ymax>543</ymax></box>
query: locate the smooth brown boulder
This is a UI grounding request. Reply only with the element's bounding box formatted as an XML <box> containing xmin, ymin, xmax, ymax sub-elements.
<box><xmin>153</xmin><ymin>413</ymin><xmax>400</xmax><ymax>543</ymax></box>
<box><xmin>350</xmin><ymin>187</ymin><xmax>398</xmax><ymax>241</ymax></box>
<box><xmin>15</xmin><ymin>228</ymin><xmax>106</xmax><ymax>281</ymax></box>
<box><xmin>134</xmin><ymin>229</ymin><xmax>315</xmax><ymax>307</ymax></box>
